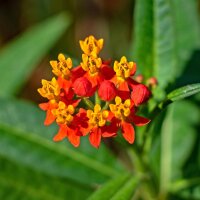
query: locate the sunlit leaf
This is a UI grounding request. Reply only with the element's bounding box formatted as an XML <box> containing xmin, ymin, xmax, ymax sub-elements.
<box><xmin>0</xmin><ymin>98</ymin><xmax>123</xmax><ymax>187</ymax></box>
<box><xmin>150</xmin><ymin>101</ymin><xmax>199</xmax><ymax>194</ymax></box>
<box><xmin>0</xmin><ymin>156</ymin><xmax>91</xmax><ymax>200</ymax></box>
<box><xmin>133</xmin><ymin>0</ymin><xmax>200</xmax><ymax>88</ymax></box>
<box><xmin>0</xmin><ymin>13</ymin><xmax>70</xmax><ymax>97</ymax></box>
<box><xmin>167</xmin><ymin>83</ymin><xmax>200</xmax><ymax>102</ymax></box>
<box><xmin>87</xmin><ymin>174</ymin><xmax>138</xmax><ymax>200</ymax></box>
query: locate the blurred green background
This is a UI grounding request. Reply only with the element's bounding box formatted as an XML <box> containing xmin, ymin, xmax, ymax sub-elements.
<box><xmin>0</xmin><ymin>0</ymin><xmax>200</xmax><ymax>199</ymax></box>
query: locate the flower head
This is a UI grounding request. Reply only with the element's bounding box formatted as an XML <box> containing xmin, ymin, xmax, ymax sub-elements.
<box><xmin>109</xmin><ymin>96</ymin><xmax>150</xmax><ymax>144</ymax></box>
<box><xmin>79</xmin><ymin>35</ymin><xmax>103</xmax><ymax>56</ymax></box>
<box><xmin>87</xmin><ymin>104</ymin><xmax>109</xmax><ymax>127</ymax></box>
<box><xmin>114</xmin><ymin>56</ymin><xmax>136</xmax><ymax>81</ymax></box>
<box><xmin>38</xmin><ymin>35</ymin><xmax>152</xmax><ymax>148</ymax></box>
<box><xmin>109</xmin><ymin>96</ymin><xmax>131</xmax><ymax>120</ymax></box>
<box><xmin>38</xmin><ymin>77</ymin><xmax>60</xmax><ymax>100</ymax></box>
<box><xmin>50</xmin><ymin>53</ymin><xmax>72</xmax><ymax>79</ymax></box>
<box><xmin>81</xmin><ymin>54</ymin><xmax>102</xmax><ymax>76</ymax></box>
<box><xmin>52</xmin><ymin>101</ymin><xmax>74</xmax><ymax>125</ymax></box>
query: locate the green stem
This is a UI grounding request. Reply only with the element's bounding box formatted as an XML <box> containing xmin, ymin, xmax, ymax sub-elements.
<box><xmin>102</xmin><ymin>101</ymin><xmax>110</xmax><ymax>110</ymax></box>
<box><xmin>82</xmin><ymin>98</ymin><xmax>94</xmax><ymax>109</ymax></box>
<box><xmin>95</xmin><ymin>92</ymin><xmax>101</xmax><ymax>105</ymax></box>
<box><xmin>127</xmin><ymin>148</ymin><xmax>157</xmax><ymax>200</ymax></box>
<box><xmin>159</xmin><ymin>106</ymin><xmax>173</xmax><ymax>199</ymax></box>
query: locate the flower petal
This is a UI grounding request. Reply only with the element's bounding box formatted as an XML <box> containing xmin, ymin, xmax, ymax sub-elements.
<box><xmin>132</xmin><ymin>115</ymin><xmax>151</xmax><ymax>126</ymax></box>
<box><xmin>121</xmin><ymin>121</ymin><xmax>135</xmax><ymax>144</ymax></box>
<box><xmin>53</xmin><ymin>125</ymin><xmax>67</xmax><ymax>141</ymax></box>
<box><xmin>44</xmin><ymin>109</ymin><xmax>56</xmax><ymax>125</ymax></box>
<box><xmin>89</xmin><ymin>127</ymin><xmax>101</xmax><ymax>148</ymax></box>
<box><xmin>67</xmin><ymin>127</ymin><xmax>80</xmax><ymax>147</ymax></box>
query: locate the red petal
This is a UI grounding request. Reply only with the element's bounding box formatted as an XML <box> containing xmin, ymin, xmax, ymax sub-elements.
<box><xmin>53</xmin><ymin>125</ymin><xmax>67</xmax><ymax>141</ymax></box>
<box><xmin>89</xmin><ymin>127</ymin><xmax>101</xmax><ymax>148</ymax></box>
<box><xmin>121</xmin><ymin>121</ymin><xmax>135</xmax><ymax>144</ymax></box>
<box><xmin>132</xmin><ymin>115</ymin><xmax>151</xmax><ymax>126</ymax></box>
<box><xmin>98</xmin><ymin>80</ymin><xmax>117</xmax><ymax>101</ymax></box>
<box><xmin>119</xmin><ymin>81</ymin><xmax>129</xmax><ymax>92</ymax></box>
<box><xmin>101</xmin><ymin>65</ymin><xmax>115</xmax><ymax>80</ymax></box>
<box><xmin>101</xmin><ymin>120</ymin><xmax>118</xmax><ymax>137</ymax></box>
<box><xmin>44</xmin><ymin>110</ymin><xmax>55</xmax><ymax>125</ymax></box>
<box><xmin>67</xmin><ymin>127</ymin><xmax>80</xmax><ymax>147</ymax></box>
<box><xmin>73</xmin><ymin>77</ymin><xmax>92</xmax><ymax>97</ymax></box>
<box><xmin>71</xmin><ymin>66</ymin><xmax>86</xmax><ymax>81</ymax></box>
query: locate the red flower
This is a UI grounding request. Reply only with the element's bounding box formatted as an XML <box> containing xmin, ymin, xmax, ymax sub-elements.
<box><xmin>111</xmin><ymin>56</ymin><xmax>137</xmax><ymax>100</ymax></box>
<box><xmin>84</xmin><ymin>104</ymin><xmax>116</xmax><ymax>148</ymax></box>
<box><xmin>109</xmin><ymin>96</ymin><xmax>150</xmax><ymax>143</ymax></box>
<box><xmin>73</xmin><ymin>77</ymin><xmax>94</xmax><ymax>97</ymax></box>
<box><xmin>131</xmin><ymin>84</ymin><xmax>151</xmax><ymax>106</ymax></box>
<box><xmin>98</xmin><ymin>80</ymin><xmax>117</xmax><ymax>101</ymax></box>
<box><xmin>51</xmin><ymin>101</ymin><xmax>83</xmax><ymax>147</ymax></box>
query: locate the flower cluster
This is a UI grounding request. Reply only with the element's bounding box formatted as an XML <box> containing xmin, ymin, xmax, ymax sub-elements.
<box><xmin>38</xmin><ymin>35</ymin><xmax>151</xmax><ymax>148</ymax></box>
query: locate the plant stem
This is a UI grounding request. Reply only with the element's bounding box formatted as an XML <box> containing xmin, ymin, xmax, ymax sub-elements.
<box><xmin>95</xmin><ymin>92</ymin><xmax>101</xmax><ymax>105</ymax></box>
<box><xmin>82</xmin><ymin>98</ymin><xmax>94</xmax><ymax>109</ymax></box>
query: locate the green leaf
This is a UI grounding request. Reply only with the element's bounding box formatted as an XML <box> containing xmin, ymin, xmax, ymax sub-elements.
<box><xmin>0</xmin><ymin>98</ymin><xmax>123</xmax><ymax>187</ymax></box>
<box><xmin>152</xmin><ymin>101</ymin><xmax>199</xmax><ymax>194</ymax></box>
<box><xmin>110</xmin><ymin>177</ymin><xmax>138</xmax><ymax>200</ymax></box>
<box><xmin>167</xmin><ymin>83</ymin><xmax>200</xmax><ymax>102</ymax></box>
<box><xmin>151</xmin><ymin>83</ymin><xmax>200</xmax><ymax>117</ymax></box>
<box><xmin>0</xmin><ymin>156</ymin><xmax>91</xmax><ymax>200</ymax></box>
<box><xmin>0</xmin><ymin>13</ymin><xmax>70</xmax><ymax>97</ymax></box>
<box><xmin>133</xmin><ymin>0</ymin><xmax>200</xmax><ymax>88</ymax></box>
<box><xmin>87</xmin><ymin>174</ymin><xmax>138</xmax><ymax>200</ymax></box>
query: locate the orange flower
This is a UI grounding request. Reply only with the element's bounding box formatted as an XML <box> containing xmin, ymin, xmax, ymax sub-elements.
<box><xmin>51</xmin><ymin>101</ymin><xmax>81</xmax><ymax>147</ymax></box>
<box><xmin>79</xmin><ymin>35</ymin><xmax>103</xmax><ymax>56</ymax></box>
<box><xmin>112</xmin><ymin>56</ymin><xmax>137</xmax><ymax>100</ymax></box>
<box><xmin>80</xmin><ymin>54</ymin><xmax>115</xmax><ymax>87</ymax></box>
<box><xmin>50</xmin><ymin>53</ymin><xmax>72</xmax><ymax>79</ymax></box>
<box><xmin>85</xmin><ymin>104</ymin><xmax>114</xmax><ymax>148</ymax></box>
<box><xmin>109</xmin><ymin>96</ymin><xmax>150</xmax><ymax>143</ymax></box>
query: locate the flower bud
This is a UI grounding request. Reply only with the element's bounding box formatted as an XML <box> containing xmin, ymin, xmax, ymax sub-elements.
<box><xmin>98</xmin><ymin>80</ymin><xmax>117</xmax><ymax>101</ymax></box>
<box><xmin>73</xmin><ymin>77</ymin><xmax>92</xmax><ymax>97</ymax></box>
<box><xmin>135</xmin><ymin>74</ymin><xmax>144</xmax><ymax>83</ymax></box>
<box><xmin>147</xmin><ymin>77</ymin><xmax>158</xmax><ymax>88</ymax></box>
<box><xmin>131</xmin><ymin>84</ymin><xmax>151</xmax><ymax>106</ymax></box>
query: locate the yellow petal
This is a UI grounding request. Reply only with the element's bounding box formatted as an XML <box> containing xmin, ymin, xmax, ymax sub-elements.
<box><xmin>102</xmin><ymin>110</ymin><xmax>109</xmax><ymax>118</ymax></box>
<box><xmin>68</xmin><ymin>105</ymin><xmax>75</xmax><ymax>114</ymax></box>
<box><xmin>124</xmin><ymin>99</ymin><xmax>131</xmax><ymax>107</ymax></box>
<box><xmin>58</xmin><ymin>53</ymin><xmax>65</xmax><ymax>61</ymax></box>
<box><xmin>115</xmin><ymin>96</ymin><xmax>122</xmax><ymax>105</ymax></box>
<box><xmin>87</xmin><ymin>110</ymin><xmax>93</xmax><ymax>118</ymax></box>
<box><xmin>94</xmin><ymin>104</ymin><xmax>101</xmax><ymax>113</ymax></box>
<box><xmin>121</xmin><ymin>56</ymin><xmax>127</xmax><ymax>63</ymax></box>
<box><xmin>50</xmin><ymin>60</ymin><xmax>58</xmax><ymax>68</ymax></box>
<box><xmin>98</xmin><ymin>38</ymin><xmax>104</xmax><ymax>49</ymax></box>
<box><xmin>124</xmin><ymin>108</ymin><xmax>130</xmax><ymax>117</ymax></box>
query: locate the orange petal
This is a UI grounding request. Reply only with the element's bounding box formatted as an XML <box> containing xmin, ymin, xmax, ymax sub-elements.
<box><xmin>132</xmin><ymin>115</ymin><xmax>151</xmax><ymax>126</ymax></box>
<box><xmin>67</xmin><ymin>128</ymin><xmax>80</xmax><ymax>147</ymax></box>
<box><xmin>89</xmin><ymin>127</ymin><xmax>101</xmax><ymax>148</ymax></box>
<box><xmin>121</xmin><ymin>121</ymin><xmax>135</xmax><ymax>144</ymax></box>
<box><xmin>119</xmin><ymin>81</ymin><xmax>129</xmax><ymax>92</ymax></box>
<box><xmin>53</xmin><ymin>125</ymin><xmax>67</xmax><ymax>141</ymax></box>
<box><xmin>44</xmin><ymin>110</ymin><xmax>55</xmax><ymax>125</ymax></box>
<box><xmin>39</xmin><ymin>102</ymin><xmax>49</xmax><ymax>110</ymax></box>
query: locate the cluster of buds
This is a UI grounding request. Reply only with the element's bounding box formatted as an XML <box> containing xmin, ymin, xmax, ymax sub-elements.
<box><xmin>38</xmin><ymin>35</ymin><xmax>151</xmax><ymax>148</ymax></box>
